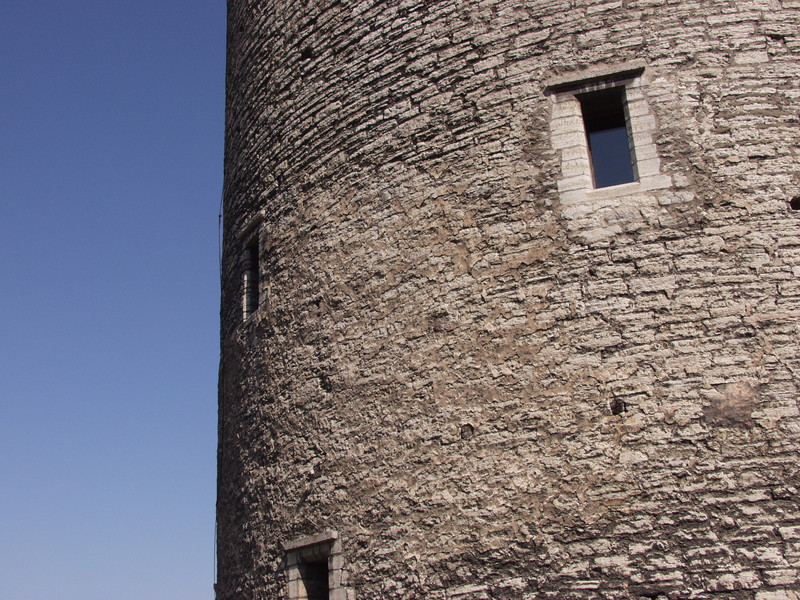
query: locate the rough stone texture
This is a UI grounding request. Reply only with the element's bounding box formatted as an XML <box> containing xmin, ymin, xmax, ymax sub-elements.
<box><xmin>217</xmin><ymin>0</ymin><xmax>800</xmax><ymax>598</ymax></box>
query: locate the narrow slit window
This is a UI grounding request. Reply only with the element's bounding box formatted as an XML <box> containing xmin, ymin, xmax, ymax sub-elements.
<box><xmin>242</xmin><ymin>237</ymin><xmax>260</xmax><ymax>318</ymax></box>
<box><xmin>577</xmin><ymin>86</ymin><xmax>636</xmax><ymax>188</ymax></box>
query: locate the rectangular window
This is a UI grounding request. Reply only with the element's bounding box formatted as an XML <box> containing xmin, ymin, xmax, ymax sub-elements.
<box><xmin>285</xmin><ymin>531</ymin><xmax>348</xmax><ymax>600</ymax></box>
<box><xmin>242</xmin><ymin>237</ymin><xmax>260</xmax><ymax>318</ymax></box>
<box><xmin>298</xmin><ymin>555</ymin><xmax>329</xmax><ymax>600</ymax></box>
<box><xmin>577</xmin><ymin>86</ymin><xmax>636</xmax><ymax>188</ymax></box>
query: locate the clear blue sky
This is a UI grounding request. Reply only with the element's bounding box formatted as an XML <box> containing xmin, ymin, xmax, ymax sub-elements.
<box><xmin>0</xmin><ymin>2</ymin><xmax>224</xmax><ymax>599</ymax></box>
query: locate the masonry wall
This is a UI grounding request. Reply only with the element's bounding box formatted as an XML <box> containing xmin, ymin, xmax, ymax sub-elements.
<box><xmin>218</xmin><ymin>0</ymin><xmax>800</xmax><ymax>598</ymax></box>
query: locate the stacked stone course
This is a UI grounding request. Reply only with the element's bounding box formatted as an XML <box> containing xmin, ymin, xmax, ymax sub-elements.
<box><xmin>218</xmin><ymin>0</ymin><xmax>800</xmax><ymax>598</ymax></box>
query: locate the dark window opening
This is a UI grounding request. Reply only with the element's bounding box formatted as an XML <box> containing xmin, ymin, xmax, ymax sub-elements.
<box><xmin>299</xmin><ymin>558</ymin><xmax>329</xmax><ymax>600</ymax></box>
<box><xmin>578</xmin><ymin>86</ymin><xmax>636</xmax><ymax>188</ymax></box>
<box><xmin>242</xmin><ymin>238</ymin><xmax>260</xmax><ymax>318</ymax></box>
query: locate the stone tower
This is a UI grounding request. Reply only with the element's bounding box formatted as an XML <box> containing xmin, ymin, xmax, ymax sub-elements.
<box><xmin>217</xmin><ymin>0</ymin><xmax>800</xmax><ymax>598</ymax></box>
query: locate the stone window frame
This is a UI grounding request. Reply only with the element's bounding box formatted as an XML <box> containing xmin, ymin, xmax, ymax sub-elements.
<box><xmin>284</xmin><ymin>530</ymin><xmax>351</xmax><ymax>600</ymax></box>
<box><xmin>545</xmin><ymin>60</ymin><xmax>670</xmax><ymax>206</ymax></box>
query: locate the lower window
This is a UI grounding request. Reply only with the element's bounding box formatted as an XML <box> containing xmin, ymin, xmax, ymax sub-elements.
<box><xmin>284</xmin><ymin>531</ymin><xmax>348</xmax><ymax>600</ymax></box>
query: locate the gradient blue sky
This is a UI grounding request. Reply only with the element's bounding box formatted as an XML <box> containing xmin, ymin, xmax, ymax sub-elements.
<box><xmin>0</xmin><ymin>2</ymin><xmax>224</xmax><ymax>599</ymax></box>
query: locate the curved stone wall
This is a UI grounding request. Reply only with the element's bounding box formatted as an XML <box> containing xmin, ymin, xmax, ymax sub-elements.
<box><xmin>218</xmin><ymin>0</ymin><xmax>800</xmax><ymax>598</ymax></box>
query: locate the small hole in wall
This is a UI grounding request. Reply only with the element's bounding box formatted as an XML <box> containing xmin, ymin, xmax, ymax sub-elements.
<box><xmin>301</xmin><ymin>46</ymin><xmax>314</xmax><ymax>60</ymax></box>
<box><xmin>318</xmin><ymin>373</ymin><xmax>333</xmax><ymax>393</ymax></box>
<box><xmin>610</xmin><ymin>398</ymin><xmax>627</xmax><ymax>416</ymax></box>
<box><xmin>460</xmin><ymin>423</ymin><xmax>474</xmax><ymax>440</ymax></box>
<box><xmin>790</xmin><ymin>196</ymin><xmax>800</xmax><ymax>211</ymax></box>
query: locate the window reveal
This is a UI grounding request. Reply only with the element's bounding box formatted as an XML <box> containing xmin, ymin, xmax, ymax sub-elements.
<box><xmin>577</xmin><ymin>86</ymin><xmax>636</xmax><ymax>188</ymax></box>
<box><xmin>284</xmin><ymin>531</ymin><xmax>349</xmax><ymax>600</ymax></box>
<box><xmin>297</xmin><ymin>551</ymin><xmax>330</xmax><ymax>600</ymax></box>
<box><xmin>242</xmin><ymin>236</ymin><xmax>260</xmax><ymax>318</ymax></box>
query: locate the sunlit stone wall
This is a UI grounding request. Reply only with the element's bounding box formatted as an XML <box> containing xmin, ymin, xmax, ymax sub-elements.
<box><xmin>218</xmin><ymin>0</ymin><xmax>800</xmax><ymax>598</ymax></box>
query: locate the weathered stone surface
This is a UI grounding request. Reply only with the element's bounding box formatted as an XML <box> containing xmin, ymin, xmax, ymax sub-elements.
<box><xmin>218</xmin><ymin>0</ymin><xmax>800</xmax><ymax>598</ymax></box>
